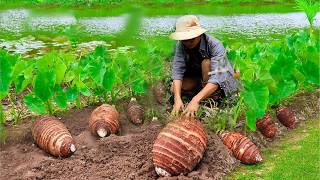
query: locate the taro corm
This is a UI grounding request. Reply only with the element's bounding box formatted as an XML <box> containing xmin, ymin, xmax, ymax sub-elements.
<box><xmin>219</xmin><ymin>131</ymin><xmax>262</xmax><ymax>165</ymax></box>
<box><xmin>88</xmin><ymin>104</ymin><xmax>119</xmax><ymax>138</ymax></box>
<box><xmin>32</xmin><ymin>115</ymin><xmax>76</xmax><ymax>157</ymax></box>
<box><xmin>153</xmin><ymin>82</ymin><xmax>166</xmax><ymax>105</ymax></box>
<box><xmin>127</xmin><ymin>98</ymin><xmax>144</xmax><ymax>125</ymax></box>
<box><xmin>276</xmin><ymin>106</ymin><xmax>296</xmax><ymax>129</ymax></box>
<box><xmin>152</xmin><ymin>116</ymin><xmax>208</xmax><ymax>176</ymax></box>
<box><xmin>256</xmin><ymin>114</ymin><xmax>277</xmax><ymax>139</ymax></box>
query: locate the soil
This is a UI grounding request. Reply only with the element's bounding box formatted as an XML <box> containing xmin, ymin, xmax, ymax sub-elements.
<box><xmin>0</xmin><ymin>90</ymin><xmax>318</xmax><ymax>180</ymax></box>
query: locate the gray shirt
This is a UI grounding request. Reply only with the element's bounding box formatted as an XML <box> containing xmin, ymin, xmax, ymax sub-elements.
<box><xmin>171</xmin><ymin>34</ymin><xmax>238</xmax><ymax>97</ymax></box>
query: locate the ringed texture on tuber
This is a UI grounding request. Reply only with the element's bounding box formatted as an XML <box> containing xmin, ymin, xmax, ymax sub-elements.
<box><xmin>127</xmin><ymin>98</ymin><xmax>144</xmax><ymax>125</ymax></box>
<box><xmin>219</xmin><ymin>131</ymin><xmax>262</xmax><ymax>164</ymax></box>
<box><xmin>32</xmin><ymin>115</ymin><xmax>76</xmax><ymax>157</ymax></box>
<box><xmin>276</xmin><ymin>106</ymin><xmax>296</xmax><ymax>129</ymax></box>
<box><xmin>256</xmin><ymin>114</ymin><xmax>277</xmax><ymax>139</ymax></box>
<box><xmin>88</xmin><ymin>104</ymin><xmax>119</xmax><ymax>138</ymax></box>
<box><xmin>152</xmin><ymin>116</ymin><xmax>208</xmax><ymax>177</ymax></box>
<box><xmin>153</xmin><ymin>82</ymin><xmax>165</xmax><ymax>105</ymax></box>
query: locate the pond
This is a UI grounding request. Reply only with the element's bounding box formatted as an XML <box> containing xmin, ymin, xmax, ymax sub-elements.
<box><xmin>0</xmin><ymin>3</ymin><xmax>319</xmax><ymax>57</ymax></box>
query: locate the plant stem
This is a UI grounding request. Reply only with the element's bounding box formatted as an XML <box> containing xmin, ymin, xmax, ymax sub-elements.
<box><xmin>8</xmin><ymin>92</ymin><xmax>18</xmax><ymax>123</ymax></box>
<box><xmin>46</xmin><ymin>100</ymin><xmax>53</xmax><ymax>115</ymax></box>
<box><xmin>76</xmin><ymin>94</ymin><xmax>81</xmax><ymax>109</ymax></box>
<box><xmin>0</xmin><ymin>103</ymin><xmax>4</xmax><ymax>124</ymax></box>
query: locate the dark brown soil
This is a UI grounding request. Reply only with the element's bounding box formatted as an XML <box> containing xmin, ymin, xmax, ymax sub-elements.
<box><xmin>0</xmin><ymin>90</ymin><xmax>318</xmax><ymax>180</ymax></box>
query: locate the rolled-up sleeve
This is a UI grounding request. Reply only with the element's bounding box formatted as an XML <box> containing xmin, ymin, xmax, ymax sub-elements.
<box><xmin>207</xmin><ymin>39</ymin><xmax>238</xmax><ymax>96</ymax></box>
<box><xmin>171</xmin><ymin>42</ymin><xmax>186</xmax><ymax>80</ymax></box>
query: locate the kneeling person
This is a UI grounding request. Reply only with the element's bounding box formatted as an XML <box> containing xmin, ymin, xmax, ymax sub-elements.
<box><xmin>170</xmin><ymin>15</ymin><xmax>238</xmax><ymax>117</ymax></box>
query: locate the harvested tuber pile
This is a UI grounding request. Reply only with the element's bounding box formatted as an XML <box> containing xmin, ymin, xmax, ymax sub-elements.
<box><xmin>88</xmin><ymin>104</ymin><xmax>119</xmax><ymax>138</ymax></box>
<box><xmin>219</xmin><ymin>131</ymin><xmax>262</xmax><ymax>165</ymax></box>
<box><xmin>256</xmin><ymin>114</ymin><xmax>277</xmax><ymax>139</ymax></box>
<box><xmin>276</xmin><ymin>106</ymin><xmax>296</xmax><ymax>129</ymax></box>
<box><xmin>127</xmin><ymin>98</ymin><xmax>144</xmax><ymax>125</ymax></box>
<box><xmin>152</xmin><ymin>116</ymin><xmax>208</xmax><ymax>177</ymax></box>
<box><xmin>31</xmin><ymin>115</ymin><xmax>76</xmax><ymax>157</ymax></box>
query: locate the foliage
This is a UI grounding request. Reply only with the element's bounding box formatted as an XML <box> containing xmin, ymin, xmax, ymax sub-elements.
<box><xmin>229</xmin><ymin>30</ymin><xmax>319</xmax><ymax>130</ymax></box>
<box><xmin>295</xmin><ymin>0</ymin><xmax>320</xmax><ymax>28</ymax></box>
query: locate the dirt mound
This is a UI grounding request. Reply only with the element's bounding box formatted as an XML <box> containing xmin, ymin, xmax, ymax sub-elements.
<box><xmin>0</xmin><ymin>91</ymin><xmax>318</xmax><ymax>179</ymax></box>
<box><xmin>0</xmin><ymin>106</ymin><xmax>236</xmax><ymax>180</ymax></box>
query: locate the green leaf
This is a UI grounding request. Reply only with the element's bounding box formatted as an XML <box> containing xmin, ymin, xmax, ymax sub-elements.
<box><xmin>34</xmin><ymin>70</ymin><xmax>56</xmax><ymax>102</ymax></box>
<box><xmin>54</xmin><ymin>86</ymin><xmax>67</xmax><ymax>109</ymax></box>
<box><xmin>66</xmin><ymin>86</ymin><xmax>78</xmax><ymax>102</ymax></box>
<box><xmin>242</xmin><ymin>81</ymin><xmax>269</xmax><ymax>130</ymax></box>
<box><xmin>77</xmin><ymin>81</ymin><xmax>91</xmax><ymax>96</ymax></box>
<box><xmin>270</xmin><ymin>80</ymin><xmax>297</xmax><ymax>104</ymax></box>
<box><xmin>23</xmin><ymin>94</ymin><xmax>47</xmax><ymax>114</ymax></box>
<box><xmin>0</xmin><ymin>51</ymin><xmax>17</xmax><ymax>100</ymax></box>
<box><xmin>270</xmin><ymin>54</ymin><xmax>296</xmax><ymax>82</ymax></box>
<box><xmin>88</xmin><ymin>60</ymin><xmax>106</xmax><ymax>85</ymax></box>
<box><xmin>131</xmin><ymin>78</ymin><xmax>146</xmax><ymax>94</ymax></box>
<box><xmin>301</xmin><ymin>59</ymin><xmax>320</xmax><ymax>85</ymax></box>
<box><xmin>54</xmin><ymin>58</ymin><xmax>67</xmax><ymax>84</ymax></box>
<box><xmin>102</xmin><ymin>67</ymin><xmax>116</xmax><ymax>92</ymax></box>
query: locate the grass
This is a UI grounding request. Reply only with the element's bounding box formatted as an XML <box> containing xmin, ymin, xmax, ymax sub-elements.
<box><xmin>228</xmin><ymin>118</ymin><xmax>320</xmax><ymax>180</ymax></box>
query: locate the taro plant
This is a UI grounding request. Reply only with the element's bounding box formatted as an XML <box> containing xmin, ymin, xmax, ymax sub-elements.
<box><xmin>295</xmin><ymin>0</ymin><xmax>319</xmax><ymax>33</ymax></box>
<box><xmin>0</xmin><ymin>50</ymin><xmax>18</xmax><ymax>139</ymax></box>
<box><xmin>23</xmin><ymin>52</ymin><xmax>69</xmax><ymax>114</ymax></box>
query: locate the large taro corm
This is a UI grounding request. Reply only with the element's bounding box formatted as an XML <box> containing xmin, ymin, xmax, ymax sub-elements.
<box><xmin>219</xmin><ymin>131</ymin><xmax>262</xmax><ymax>165</ymax></box>
<box><xmin>32</xmin><ymin>115</ymin><xmax>76</xmax><ymax>157</ymax></box>
<box><xmin>152</xmin><ymin>116</ymin><xmax>208</xmax><ymax>176</ymax></box>
<box><xmin>88</xmin><ymin>104</ymin><xmax>119</xmax><ymax>138</ymax></box>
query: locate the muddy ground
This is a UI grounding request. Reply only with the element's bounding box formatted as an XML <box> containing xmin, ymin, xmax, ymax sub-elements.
<box><xmin>0</xmin><ymin>90</ymin><xmax>319</xmax><ymax>180</ymax></box>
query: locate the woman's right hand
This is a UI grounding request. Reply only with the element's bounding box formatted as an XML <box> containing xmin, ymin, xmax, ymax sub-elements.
<box><xmin>171</xmin><ymin>98</ymin><xmax>184</xmax><ymax>116</ymax></box>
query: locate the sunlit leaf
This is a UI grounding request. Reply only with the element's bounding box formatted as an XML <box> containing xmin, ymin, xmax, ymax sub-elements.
<box><xmin>34</xmin><ymin>70</ymin><xmax>56</xmax><ymax>102</ymax></box>
<box><xmin>23</xmin><ymin>94</ymin><xmax>47</xmax><ymax>114</ymax></box>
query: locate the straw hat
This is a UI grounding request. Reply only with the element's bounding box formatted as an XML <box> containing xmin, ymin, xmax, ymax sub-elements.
<box><xmin>170</xmin><ymin>15</ymin><xmax>207</xmax><ymax>40</ymax></box>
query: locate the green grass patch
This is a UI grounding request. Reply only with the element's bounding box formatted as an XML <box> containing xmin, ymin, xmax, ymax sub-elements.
<box><xmin>228</xmin><ymin>119</ymin><xmax>320</xmax><ymax>180</ymax></box>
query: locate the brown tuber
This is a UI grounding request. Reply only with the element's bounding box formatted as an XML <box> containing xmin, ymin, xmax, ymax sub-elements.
<box><xmin>127</xmin><ymin>98</ymin><xmax>144</xmax><ymax>125</ymax></box>
<box><xmin>256</xmin><ymin>114</ymin><xmax>277</xmax><ymax>139</ymax></box>
<box><xmin>31</xmin><ymin>115</ymin><xmax>76</xmax><ymax>157</ymax></box>
<box><xmin>153</xmin><ymin>82</ymin><xmax>165</xmax><ymax>105</ymax></box>
<box><xmin>276</xmin><ymin>106</ymin><xmax>296</xmax><ymax>129</ymax></box>
<box><xmin>88</xmin><ymin>104</ymin><xmax>119</xmax><ymax>138</ymax></box>
<box><xmin>219</xmin><ymin>131</ymin><xmax>262</xmax><ymax>164</ymax></box>
<box><xmin>152</xmin><ymin>116</ymin><xmax>208</xmax><ymax>176</ymax></box>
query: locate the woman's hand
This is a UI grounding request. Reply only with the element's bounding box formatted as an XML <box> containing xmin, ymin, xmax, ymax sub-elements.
<box><xmin>171</xmin><ymin>98</ymin><xmax>184</xmax><ymax>116</ymax></box>
<box><xmin>183</xmin><ymin>99</ymin><xmax>200</xmax><ymax>118</ymax></box>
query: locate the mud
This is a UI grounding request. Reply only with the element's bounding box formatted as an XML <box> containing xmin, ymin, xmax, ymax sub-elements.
<box><xmin>0</xmin><ymin>90</ymin><xmax>318</xmax><ymax>180</ymax></box>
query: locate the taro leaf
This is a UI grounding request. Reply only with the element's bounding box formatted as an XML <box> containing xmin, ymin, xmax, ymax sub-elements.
<box><xmin>54</xmin><ymin>58</ymin><xmax>67</xmax><ymax>84</ymax></box>
<box><xmin>0</xmin><ymin>52</ymin><xmax>17</xmax><ymax>100</ymax></box>
<box><xmin>34</xmin><ymin>70</ymin><xmax>56</xmax><ymax>102</ymax></box>
<box><xmin>54</xmin><ymin>85</ymin><xmax>67</xmax><ymax>109</ymax></box>
<box><xmin>23</xmin><ymin>94</ymin><xmax>47</xmax><ymax>114</ymax></box>
<box><xmin>36</xmin><ymin>52</ymin><xmax>56</xmax><ymax>72</ymax></box>
<box><xmin>131</xmin><ymin>78</ymin><xmax>146</xmax><ymax>94</ymax></box>
<box><xmin>242</xmin><ymin>81</ymin><xmax>269</xmax><ymax>131</ymax></box>
<box><xmin>302</xmin><ymin>56</ymin><xmax>320</xmax><ymax>85</ymax></box>
<box><xmin>269</xmin><ymin>80</ymin><xmax>297</xmax><ymax>104</ymax></box>
<box><xmin>77</xmin><ymin>81</ymin><xmax>91</xmax><ymax>96</ymax></box>
<box><xmin>14</xmin><ymin>65</ymin><xmax>34</xmax><ymax>93</ymax></box>
<box><xmin>66</xmin><ymin>86</ymin><xmax>78</xmax><ymax>102</ymax></box>
<box><xmin>88</xmin><ymin>60</ymin><xmax>106</xmax><ymax>85</ymax></box>
<box><xmin>102</xmin><ymin>67</ymin><xmax>116</xmax><ymax>92</ymax></box>
<box><xmin>12</xmin><ymin>60</ymin><xmax>26</xmax><ymax>79</ymax></box>
<box><xmin>270</xmin><ymin>54</ymin><xmax>296</xmax><ymax>82</ymax></box>
<box><xmin>94</xmin><ymin>46</ymin><xmax>107</xmax><ymax>58</ymax></box>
